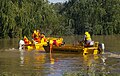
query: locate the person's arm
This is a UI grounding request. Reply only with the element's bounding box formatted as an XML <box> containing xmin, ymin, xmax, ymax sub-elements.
<box><xmin>83</xmin><ymin>35</ymin><xmax>86</xmax><ymax>41</ymax></box>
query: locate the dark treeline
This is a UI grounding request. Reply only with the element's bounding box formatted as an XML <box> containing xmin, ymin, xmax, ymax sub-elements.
<box><xmin>0</xmin><ymin>0</ymin><xmax>120</xmax><ymax>38</ymax></box>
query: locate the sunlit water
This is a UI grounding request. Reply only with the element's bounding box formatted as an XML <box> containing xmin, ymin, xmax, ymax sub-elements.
<box><xmin>0</xmin><ymin>36</ymin><xmax>120</xmax><ymax>76</ymax></box>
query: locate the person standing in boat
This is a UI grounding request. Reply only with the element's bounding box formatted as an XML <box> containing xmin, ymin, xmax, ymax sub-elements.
<box><xmin>83</xmin><ymin>32</ymin><xmax>94</xmax><ymax>47</ymax></box>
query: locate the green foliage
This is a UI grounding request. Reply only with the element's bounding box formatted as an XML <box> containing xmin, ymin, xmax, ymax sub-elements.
<box><xmin>0</xmin><ymin>0</ymin><xmax>73</xmax><ymax>38</ymax></box>
<box><xmin>60</xmin><ymin>0</ymin><xmax>120</xmax><ymax>35</ymax></box>
<box><xmin>0</xmin><ymin>0</ymin><xmax>120</xmax><ymax>38</ymax></box>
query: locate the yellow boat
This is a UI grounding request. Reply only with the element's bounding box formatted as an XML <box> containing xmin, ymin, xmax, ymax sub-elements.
<box><xmin>25</xmin><ymin>43</ymin><xmax>47</xmax><ymax>51</ymax></box>
<box><xmin>19</xmin><ymin>37</ymin><xmax>105</xmax><ymax>55</ymax></box>
<box><xmin>19</xmin><ymin>40</ymin><xmax>47</xmax><ymax>51</ymax></box>
<box><xmin>43</xmin><ymin>42</ymin><xmax>105</xmax><ymax>55</ymax></box>
<box><xmin>19</xmin><ymin>37</ymin><xmax>63</xmax><ymax>51</ymax></box>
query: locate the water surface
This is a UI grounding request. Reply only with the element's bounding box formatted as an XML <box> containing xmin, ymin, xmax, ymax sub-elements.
<box><xmin>0</xmin><ymin>36</ymin><xmax>120</xmax><ymax>76</ymax></box>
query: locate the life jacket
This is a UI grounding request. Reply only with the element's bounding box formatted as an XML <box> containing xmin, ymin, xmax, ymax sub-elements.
<box><xmin>53</xmin><ymin>40</ymin><xmax>57</xmax><ymax>45</ymax></box>
<box><xmin>32</xmin><ymin>30</ymin><xmax>41</xmax><ymax>43</ymax></box>
<box><xmin>32</xmin><ymin>30</ymin><xmax>40</xmax><ymax>38</ymax></box>
<box><xmin>24</xmin><ymin>36</ymin><xmax>31</xmax><ymax>45</ymax></box>
<box><xmin>53</xmin><ymin>38</ymin><xmax>63</xmax><ymax>46</ymax></box>
<box><xmin>32</xmin><ymin>30</ymin><xmax>37</xmax><ymax>39</ymax></box>
<box><xmin>36</xmin><ymin>32</ymin><xmax>41</xmax><ymax>37</ymax></box>
<box><xmin>34</xmin><ymin>37</ymin><xmax>41</xmax><ymax>43</ymax></box>
<box><xmin>56</xmin><ymin>38</ymin><xmax>63</xmax><ymax>45</ymax></box>
<box><xmin>41</xmin><ymin>34</ymin><xmax>47</xmax><ymax>43</ymax></box>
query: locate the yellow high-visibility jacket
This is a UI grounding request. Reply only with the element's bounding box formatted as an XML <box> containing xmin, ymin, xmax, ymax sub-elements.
<box><xmin>85</xmin><ymin>33</ymin><xmax>91</xmax><ymax>41</ymax></box>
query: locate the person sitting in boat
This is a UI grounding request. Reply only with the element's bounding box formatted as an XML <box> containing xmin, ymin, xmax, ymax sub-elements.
<box><xmin>56</xmin><ymin>37</ymin><xmax>64</xmax><ymax>46</ymax></box>
<box><xmin>49</xmin><ymin>37</ymin><xmax>64</xmax><ymax>52</ymax></box>
<box><xmin>37</xmin><ymin>30</ymin><xmax>41</xmax><ymax>37</ymax></box>
<box><xmin>40</xmin><ymin>33</ymin><xmax>47</xmax><ymax>43</ymax></box>
<box><xmin>23</xmin><ymin>36</ymin><xmax>31</xmax><ymax>45</ymax></box>
<box><xmin>83</xmin><ymin>32</ymin><xmax>94</xmax><ymax>47</ymax></box>
<box><xmin>32</xmin><ymin>30</ymin><xmax>41</xmax><ymax>43</ymax></box>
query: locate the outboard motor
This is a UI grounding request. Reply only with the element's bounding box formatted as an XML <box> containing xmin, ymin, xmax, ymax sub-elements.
<box><xmin>98</xmin><ymin>43</ymin><xmax>105</xmax><ymax>54</ymax></box>
<box><xmin>19</xmin><ymin>40</ymin><xmax>25</xmax><ymax>50</ymax></box>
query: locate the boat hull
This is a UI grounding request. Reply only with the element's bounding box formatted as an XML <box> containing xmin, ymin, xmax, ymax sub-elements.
<box><xmin>43</xmin><ymin>44</ymin><xmax>102</xmax><ymax>55</ymax></box>
<box><xmin>22</xmin><ymin>43</ymin><xmax>47</xmax><ymax>51</ymax></box>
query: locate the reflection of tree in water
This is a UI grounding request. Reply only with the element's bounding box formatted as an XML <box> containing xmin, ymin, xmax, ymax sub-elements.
<box><xmin>83</xmin><ymin>54</ymin><xmax>109</xmax><ymax>76</ymax></box>
<box><xmin>83</xmin><ymin>55</ymin><xmax>99</xmax><ymax>75</ymax></box>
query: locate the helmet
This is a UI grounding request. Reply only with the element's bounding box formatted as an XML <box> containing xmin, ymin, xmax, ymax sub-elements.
<box><xmin>34</xmin><ymin>30</ymin><xmax>37</xmax><ymax>33</ymax></box>
<box><xmin>85</xmin><ymin>32</ymin><xmax>89</xmax><ymax>35</ymax></box>
<box><xmin>24</xmin><ymin>36</ymin><xmax>28</xmax><ymax>40</ymax></box>
<box><xmin>24</xmin><ymin>36</ymin><xmax>27</xmax><ymax>39</ymax></box>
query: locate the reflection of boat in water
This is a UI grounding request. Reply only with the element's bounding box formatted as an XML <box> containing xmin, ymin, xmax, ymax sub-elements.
<box><xmin>43</xmin><ymin>42</ymin><xmax>105</xmax><ymax>55</ymax></box>
<box><xmin>82</xmin><ymin>54</ymin><xmax>109</xmax><ymax>76</ymax></box>
<box><xmin>19</xmin><ymin>50</ymin><xmax>46</xmax><ymax>67</ymax></box>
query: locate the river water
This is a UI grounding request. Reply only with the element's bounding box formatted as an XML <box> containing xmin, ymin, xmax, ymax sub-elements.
<box><xmin>0</xmin><ymin>35</ymin><xmax>120</xmax><ymax>76</ymax></box>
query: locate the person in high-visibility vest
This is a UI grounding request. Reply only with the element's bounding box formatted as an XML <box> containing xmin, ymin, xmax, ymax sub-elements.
<box><xmin>40</xmin><ymin>33</ymin><xmax>47</xmax><ymax>43</ymax></box>
<box><xmin>32</xmin><ymin>30</ymin><xmax>41</xmax><ymax>43</ymax></box>
<box><xmin>56</xmin><ymin>37</ymin><xmax>63</xmax><ymax>46</ymax></box>
<box><xmin>23</xmin><ymin>36</ymin><xmax>31</xmax><ymax>45</ymax></box>
<box><xmin>36</xmin><ymin>30</ymin><xmax>41</xmax><ymax>38</ymax></box>
<box><xmin>83</xmin><ymin>32</ymin><xmax>93</xmax><ymax>47</ymax></box>
<box><xmin>50</xmin><ymin>37</ymin><xmax>63</xmax><ymax>47</ymax></box>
